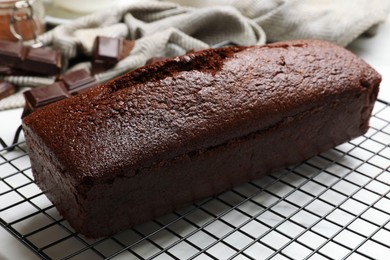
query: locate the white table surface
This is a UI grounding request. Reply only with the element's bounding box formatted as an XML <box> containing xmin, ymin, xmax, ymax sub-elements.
<box><xmin>0</xmin><ymin>15</ymin><xmax>389</xmax><ymax>260</ymax></box>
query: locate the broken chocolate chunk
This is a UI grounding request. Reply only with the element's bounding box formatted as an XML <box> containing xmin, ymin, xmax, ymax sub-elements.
<box><xmin>0</xmin><ymin>81</ymin><xmax>16</xmax><ymax>100</ymax></box>
<box><xmin>22</xmin><ymin>69</ymin><xmax>98</xmax><ymax>117</ymax></box>
<box><xmin>0</xmin><ymin>40</ymin><xmax>25</xmax><ymax>67</ymax></box>
<box><xmin>0</xmin><ymin>39</ymin><xmax>62</xmax><ymax>76</ymax></box>
<box><xmin>61</xmin><ymin>69</ymin><xmax>98</xmax><ymax>95</ymax></box>
<box><xmin>22</xmin><ymin>47</ymin><xmax>62</xmax><ymax>75</ymax></box>
<box><xmin>23</xmin><ymin>82</ymin><xmax>70</xmax><ymax>117</ymax></box>
<box><xmin>92</xmin><ymin>36</ymin><xmax>134</xmax><ymax>73</ymax></box>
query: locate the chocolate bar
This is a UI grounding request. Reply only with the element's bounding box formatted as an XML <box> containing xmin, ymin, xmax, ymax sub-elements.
<box><xmin>22</xmin><ymin>69</ymin><xmax>97</xmax><ymax>117</ymax></box>
<box><xmin>0</xmin><ymin>81</ymin><xmax>16</xmax><ymax>100</ymax></box>
<box><xmin>0</xmin><ymin>40</ymin><xmax>24</xmax><ymax>67</ymax></box>
<box><xmin>92</xmin><ymin>36</ymin><xmax>134</xmax><ymax>73</ymax></box>
<box><xmin>0</xmin><ymin>39</ymin><xmax>61</xmax><ymax>76</ymax></box>
<box><xmin>0</xmin><ymin>64</ymin><xmax>45</xmax><ymax>76</ymax></box>
<box><xmin>93</xmin><ymin>36</ymin><xmax>121</xmax><ymax>65</ymax></box>
<box><xmin>61</xmin><ymin>69</ymin><xmax>97</xmax><ymax>95</ymax></box>
<box><xmin>22</xmin><ymin>47</ymin><xmax>62</xmax><ymax>75</ymax></box>
<box><xmin>23</xmin><ymin>82</ymin><xmax>70</xmax><ymax>115</ymax></box>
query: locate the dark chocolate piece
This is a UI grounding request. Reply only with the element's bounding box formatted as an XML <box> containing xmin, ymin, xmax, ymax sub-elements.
<box><xmin>93</xmin><ymin>36</ymin><xmax>121</xmax><ymax>64</ymax></box>
<box><xmin>0</xmin><ymin>65</ymin><xmax>42</xmax><ymax>76</ymax></box>
<box><xmin>23</xmin><ymin>82</ymin><xmax>69</xmax><ymax>116</ymax></box>
<box><xmin>92</xmin><ymin>36</ymin><xmax>134</xmax><ymax>73</ymax></box>
<box><xmin>0</xmin><ymin>40</ymin><xmax>25</xmax><ymax>67</ymax></box>
<box><xmin>24</xmin><ymin>82</ymin><xmax>69</xmax><ymax>108</ymax></box>
<box><xmin>22</xmin><ymin>47</ymin><xmax>62</xmax><ymax>75</ymax></box>
<box><xmin>120</xmin><ymin>38</ymin><xmax>135</xmax><ymax>59</ymax></box>
<box><xmin>61</xmin><ymin>69</ymin><xmax>97</xmax><ymax>95</ymax></box>
<box><xmin>22</xmin><ymin>69</ymin><xmax>97</xmax><ymax>117</ymax></box>
<box><xmin>0</xmin><ymin>81</ymin><xmax>16</xmax><ymax>100</ymax></box>
<box><xmin>0</xmin><ymin>39</ymin><xmax>61</xmax><ymax>76</ymax></box>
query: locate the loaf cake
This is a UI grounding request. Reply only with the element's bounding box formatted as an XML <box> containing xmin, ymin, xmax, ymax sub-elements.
<box><xmin>22</xmin><ymin>39</ymin><xmax>381</xmax><ymax>238</ymax></box>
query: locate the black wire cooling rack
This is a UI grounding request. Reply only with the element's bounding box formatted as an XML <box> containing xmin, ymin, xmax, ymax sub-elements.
<box><xmin>1</xmin><ymin>99</ymin><xmax>390</xmax><ymax>260</ymax></box>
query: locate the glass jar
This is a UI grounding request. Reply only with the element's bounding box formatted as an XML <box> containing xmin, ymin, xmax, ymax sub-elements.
<box><xmin>0</xmin><ymin>0</ymin><xmax>45</xmax><ymax>44</ymax></box>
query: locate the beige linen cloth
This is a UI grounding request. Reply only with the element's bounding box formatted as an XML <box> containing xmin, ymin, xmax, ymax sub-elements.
<box><xmin>1</xmin><ymin>0</ymin><xmax>389</xmax><ymax>110</ymax></box>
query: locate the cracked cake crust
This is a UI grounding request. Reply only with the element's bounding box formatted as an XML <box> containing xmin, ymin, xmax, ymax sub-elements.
<box><xmin>22</xmin><ymin>39</ymin><xmax>381</xmax><ymax>237</ymax></box>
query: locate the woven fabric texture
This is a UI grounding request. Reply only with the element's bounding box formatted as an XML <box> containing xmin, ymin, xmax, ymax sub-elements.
<box><xmin>1</xmin><ymin>0</ymin><xmax>389</xmax><ymax>110</ymax></box>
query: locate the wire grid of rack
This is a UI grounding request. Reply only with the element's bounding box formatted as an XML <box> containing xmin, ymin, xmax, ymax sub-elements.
<box><xmin>1</xmin><ymin>100</ymin><xmax>390</xmax><ymax>260</ymax></box>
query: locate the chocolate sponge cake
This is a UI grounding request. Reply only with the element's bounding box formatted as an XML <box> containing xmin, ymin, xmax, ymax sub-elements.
<box><xmin>22</xmin><ymin>40</ymin><xmax>381</xmax><ymax>238</ymax></box>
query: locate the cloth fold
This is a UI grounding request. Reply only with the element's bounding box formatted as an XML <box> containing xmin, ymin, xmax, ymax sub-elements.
<box><xmin>1</xmin><ymin>0</ymin><xmax>389</xmax><ymax>110</ymax></box>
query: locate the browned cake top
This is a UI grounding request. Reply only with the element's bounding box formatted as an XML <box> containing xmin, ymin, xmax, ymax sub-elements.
<box><xmin>22</xmin><ymin>39</ymin><xmax>381</xmax><ymax>183</ymax></box>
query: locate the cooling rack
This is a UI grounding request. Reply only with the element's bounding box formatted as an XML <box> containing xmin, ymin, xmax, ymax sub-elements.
<box><xmin>1</xmin><ymin>99</ymin><xmax>390</xmax><ymax>260</ymax></box>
